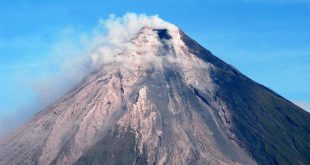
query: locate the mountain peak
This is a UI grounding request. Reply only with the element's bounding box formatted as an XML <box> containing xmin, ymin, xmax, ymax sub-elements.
<box><xmin>134</xmin><ymin>26</ymin><xmax>174</xmax><ymax>43</ymax></box>
<box><xmin>1</xmin><ymin>14</ymin><xmax>309</xmax><ymax>165</ymax></box>
<box><xmin>153</xmin><ymin>28</ymin><xmax>172</xmax><ymax>40</ymax></box>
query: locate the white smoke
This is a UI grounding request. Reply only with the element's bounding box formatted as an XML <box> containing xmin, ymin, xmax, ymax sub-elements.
<box><xmin>35</xmin><ymin>12</ymin><xmax>179</xmax><ymax>106</ymax></box>
<box><xmin>88</xmin><ymin>13</ymin><xmax>178</xmax><ymax>67</ymax></box>
<box><xmin>0</xmin><ymin>13</ymin><xmax>180</xmax><ymax>138</ymax></box>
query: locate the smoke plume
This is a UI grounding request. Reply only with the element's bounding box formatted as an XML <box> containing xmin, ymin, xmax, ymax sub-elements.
<box><xmin>0</xmin><ymin>13</ymin><xmax>178</xmax><ymax>138</ymax></box>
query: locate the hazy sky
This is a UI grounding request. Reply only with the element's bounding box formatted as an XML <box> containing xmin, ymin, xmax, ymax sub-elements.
<box><xmin>0</xmin><ymin>0</ymin><xmax>309</xmax><ymax>124</ymax></box>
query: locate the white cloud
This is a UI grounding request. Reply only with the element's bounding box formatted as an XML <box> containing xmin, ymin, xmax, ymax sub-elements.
<box><xmin>0</xmin><ymin>116</ymin><xmax>16</xmax><ymax>139</ymax></box>
<box><xmin>294</xmin><ymin>101</ymin><xmax>310</xmax><ymax>112</ymax></box>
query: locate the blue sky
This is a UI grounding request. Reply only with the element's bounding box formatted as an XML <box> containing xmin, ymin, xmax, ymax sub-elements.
<box><xmin>0</xmin><ymin>0</ymin><xmax>310</xmax><ymax>121</ymax></box>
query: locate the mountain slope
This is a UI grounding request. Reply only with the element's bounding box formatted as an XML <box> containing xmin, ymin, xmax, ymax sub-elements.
<box><xmin>181</xmin><ymin>32</ymin><xmax>310</xmax><ymax>165</ymax></box>
<box><xmin>0</xmin><ymin>25</ymin><xmax>309</xmax><ymax>165</ymax></box>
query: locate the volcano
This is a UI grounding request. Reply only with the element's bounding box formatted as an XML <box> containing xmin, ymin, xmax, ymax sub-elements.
<box><xmin>0</xmin><ymin>23</ymin><xmax>309</xmax><ymax>165</ymax></box>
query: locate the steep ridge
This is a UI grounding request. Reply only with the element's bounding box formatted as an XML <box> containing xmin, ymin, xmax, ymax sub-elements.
<box><xmin>0</xmin><ymin>25</ymin><xmax>309</xmax><ymax>165</ymax></box>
